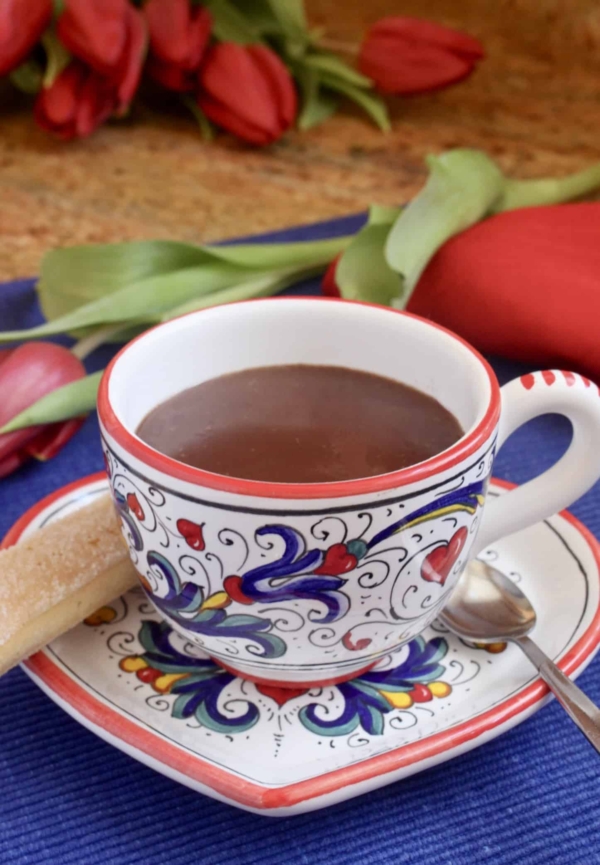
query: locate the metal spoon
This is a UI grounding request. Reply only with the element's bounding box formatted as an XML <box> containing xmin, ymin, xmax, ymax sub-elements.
<box><xmin>440</xmin><ymin>559</ymin><xmax>600</xmax><ymax>752</ymax></box>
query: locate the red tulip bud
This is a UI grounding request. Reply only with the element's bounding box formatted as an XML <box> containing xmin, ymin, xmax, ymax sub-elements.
<box><xmin>408</xmin><ymin>203</ymin><xmax>600</xmax><ymax>382</ymax></box>
<box><xmin>57</xmin><ymin>0</ymin><xmax>146</xmax><ymax>111</ymax></box>
<box><xmin>34</xmin><ymin>61</ymin><xmax>116</xmax><ymax>139</ymax></box>
<box><xmin>197</xmin><ymin>43</ymin><xmax>297</xmax><ymax>146</ymax></box>
<box><xmin>359</xmin><ymin>17</ymin><xmax>484</xmax><ymax>95</ymax></box>
<box><xmin>0</xmin><ymin>342</ymin><xmax>86</xmax><ymax>477</ymax></box>
<box><xmin>321</xmin><ymin>255</ymin><xmax>341</xmax><ymax>297</ymax></box>
<box><xmin>145</xmin><ymin>0</ymin><xmax>211</xmax><ymax>93</ymax></box>
<box><xmin>0</xmin><ymin>0</ymin><xmax>52</xmax><ymax>76</ymax></box>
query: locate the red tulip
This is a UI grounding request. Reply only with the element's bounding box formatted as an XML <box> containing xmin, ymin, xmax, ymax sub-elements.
<box><xmin>57</xmin><ymin>0</ymin><xmax>146</xmax><ymax>110</ymax></box>
<box><xmin>407</xmin><ymin>203</ymin><xmax>600</xmax><ymax>382</ymax></box>
<box><xmin>34</xmin><ymin>61</ymin><xmax>116</xmax><ymax>140</ymax></box>
<box><xmin>0</xmin><ymin>342</ymin><xmax>86</xmax><ymax>478</ymax></box>
<box><xmin>0</xmin><ymin>0</ymin><xmax>52</xmax><ymax>76</ymax></box>
<box><xmin>321</xmin><ymin>255</ymin><xmax>341</xmax><ymax>297</ymax></box>
<box><xmin>145</xmin><ymin>0</ymin><xmax>211</xmax><ymax>92</ymax></box>
<box><xmin>358</xmin><ymin>17</ymin><xmax>484</xmax><ymax>95</ymax></box>
<box><xmin>197</xmin><ymin>43</ymin><xmax>297</xmax><ymax>145</ymax></box>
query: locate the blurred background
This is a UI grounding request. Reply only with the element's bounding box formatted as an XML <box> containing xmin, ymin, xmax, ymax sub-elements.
<box><xmin>2</xmin><ymin>0</ymin><xmax>599</xmax><ymax>280</ymax></box>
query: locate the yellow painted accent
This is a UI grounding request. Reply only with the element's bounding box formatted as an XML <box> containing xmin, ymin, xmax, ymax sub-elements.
<box><xmin>201</xmin><ymin>591</ymin><xmax>231</xmax><ymax>610</ymax></box>
<box><xmin>475</xmin><ymin>494</ymin><xmax>486</xmax><ymax>506</ymax></box>
<box><xmin>429</xmin><ymin>681</ymin><xmax>452</xmax><ymax>698</ymax></box>
<box><xmin>154</xmin><ymin>672</ymin><xmax>189</xmax><ymax>693</ymax></box>
<box><xmin>84</xmin><ymin>605</ymin><xmax>117</xmax><ymax>626</ymax></box>
<box><xmin>394</xmin><ymin>503</ymin><xmax>478</xmax><ymax>534</ymax></box>
<box><xmin>120</xmin><ymin>656</ymin><xmax>147</xmax><ymax>673</ymax></box>
<box><xmin>381</xmin><ymin>690</ymin><xmax>414</xmax><ymax>709</ymax></box>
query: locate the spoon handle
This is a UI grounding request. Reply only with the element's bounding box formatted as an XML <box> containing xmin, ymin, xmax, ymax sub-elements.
<box><xmin>516</xmin><ymin>635</ymin><xmax>600</xmax><ymax>753</ymax></box>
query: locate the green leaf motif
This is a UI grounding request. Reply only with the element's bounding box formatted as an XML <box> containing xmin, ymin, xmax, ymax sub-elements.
<box><xmin>0</xmin><ymin>371</ymin><xmax>102</xmax><ymax>433</ymax></box>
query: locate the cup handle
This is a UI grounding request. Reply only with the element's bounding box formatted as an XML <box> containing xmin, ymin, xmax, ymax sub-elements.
<box><xmin>472</xmin><ymin>370</ymin><xmax>600</xmax><ymax>557</ymax></box>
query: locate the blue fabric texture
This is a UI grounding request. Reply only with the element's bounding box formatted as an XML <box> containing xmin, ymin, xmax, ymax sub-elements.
<box><xmin>0</xmin><ymin>217</ymin><xmax>599</xmax><ymax>865</ymax></box>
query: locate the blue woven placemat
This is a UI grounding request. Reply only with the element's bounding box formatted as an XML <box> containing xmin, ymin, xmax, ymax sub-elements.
<box><xmin>1</xmin><ymin>217</ymin><xmax>599</xmax><ymax>865</ymax></box>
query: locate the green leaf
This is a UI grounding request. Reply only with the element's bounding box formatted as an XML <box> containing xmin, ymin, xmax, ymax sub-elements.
<box><xmin>305</xmin><ymin>52</ymin><xmax>372</xmax><ymax>88</ymax></box>
<box><xmin>231</xmin><ymin>0</ymin><xmax>281</xmax><ymax>34</ymax></box>
<box><xmin>494</xmin><ymin>161</ymin><xmax>600</xmax><ymax>212</ymax></box>
<box><xmin>203</xmin><ymin>0</ymin><xmax>260</xmax><ymax>43</ymax></box>
<box><xmin>38</xmin><ymin>240</ymin><xmax>213</xmax><ymax>322</ymax></box>
<box><xmin>299</xmin><ymin>85</ymin><xmax>338</xmax><ymax>130</ymax></box>
<box><xmin>336</xmin><ymin>223</ymin><xmax>401</xmax><ymax>306</ymax></box>
<box><xmin>265</xmin><ymin>0</ymin><xmax>308</xmax><ymax>54</ymax></box>
<box><xmin>204</xmin><ymin>235</ymin><xmax>352</xmax><ymax>269</ymax></box>
<box><xmin>161</xmin><ymin>263</ymin><xmax>324</xmax><ymax>319</ymax></box>
<box><xmin>5</xmin><ymin>235</ymin><xmax>353</xmax><ymax>345</ymax></box>
<box><xmin>9</xmin><ymin>58</ymin><xmax>44</xmax><ymax>94</ymax></box>
<box><xmin>319</xmin><ymin>72</ymin><xmax>390</xmax><ymax>131</ymax></box>
<box><xmin>266</xmin><ymin>0</ymin><xmax>307</xmax><ymax>33</ymax></box>
<box><xmin>367</xmin><ymin>204</ymin><xmax>403</xmax><ymax>226</ymax></box>
<box><xmin>181</xmin><ymin>95</ymin><xmax>214</xmax><ymax>140</ymax></box>
<box><xmin>385</xmin><ymin>148</ymin><xmax>505</xmax><ymax>304</ymax></box>
<box><xmin>4</xmin><ymin>263</ymin><xmax>259</xmax><ymax>343</ymax></box>
<box><xmin>38</xmin><ymin>235</ymin><xmax>352</xmax><ymax>326</ymax></box>
<box><xmin>0</xmin><ymin>372</ymin><xmax>102</xmax><ymax>433</ymax></box>
<box><xmin>41</xmin><ymin>30</ymin><xmax>71</xmax><ymax>87</ymax></box>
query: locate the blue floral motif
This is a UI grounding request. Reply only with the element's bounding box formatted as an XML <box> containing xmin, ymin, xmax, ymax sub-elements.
<box><xmin>299</xmin><ymin>636</ymin><xmax>449</xmax><ymax>736</ymax></box>
<box><xmin>367</xmin><ymin>481</ymin><xmax>486</xmax><ymax>550</ymax></box>
<box><xmin>117</xmin><ymin>621</ymin><xmax>454</xmax><ymax>738</ymax></box>
<box><xmin>237</xmin><ymin>525</ymin><xmax>350</xmax><ymax>623</ymax></box>
<box><xmin>146</xmin><ymin>551</ymin><xmax>287</xmax><ymax>658</ymax></box>
<box><xmin>113</xmin><ymin>488</ymin><xmax>143</xmax><ymax>551</ymax></box>
<box><xmin>138</xmin><ymin>621</ymin><xmax>258</xmax><ymax>733</ymax></box>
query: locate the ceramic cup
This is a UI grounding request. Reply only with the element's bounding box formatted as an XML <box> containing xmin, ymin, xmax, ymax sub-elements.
<box><xmin>98</xmin><ymin>298</ymin><xmax>600</xmax><ymax>685</ymax></box>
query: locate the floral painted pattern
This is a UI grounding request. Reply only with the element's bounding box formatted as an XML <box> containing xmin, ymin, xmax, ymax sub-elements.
<box><xmin>117</xmin><ymin>619</ymin><xmax>455</xmax><ymax>737</ymax></box>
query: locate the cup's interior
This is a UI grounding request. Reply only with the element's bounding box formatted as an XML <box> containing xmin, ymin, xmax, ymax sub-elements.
<box><xmin>107</xmin><ymin>299</ymin><xmax>493</xmax><ymax>458</ymax></box>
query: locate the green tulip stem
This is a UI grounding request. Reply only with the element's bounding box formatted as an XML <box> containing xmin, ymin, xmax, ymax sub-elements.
<box><xmin>496</xmin><ymin>162</ymin><xmax>600</xmax><ymax>212</ymax></box>
<box><xmin>71</xmin><ymin>324</ymin><xmax>129</xmax><ymax>360</ymax></box>
<box><xmin>0</xmin><ymin>372</ymin><xmax>103</xmax><ymax>434</ymax></box>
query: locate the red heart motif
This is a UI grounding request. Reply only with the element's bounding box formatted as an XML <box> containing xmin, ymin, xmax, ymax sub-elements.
<box><xmin>177</xmin><ymin>518</ymin><xmax>205</xmax><ymax>551</ymax></box>
<box><xmin>314</xmin><ymin>543</ymin><xmax>357</xmax><ymax>576</ymax></box>
<box><xmin>342</xmin><ymin>630</ymin><xmax>372</xmax><ymax>651</ymax></box>
<box><xmin>223</xmin><ymin>575</ymin><xmax>254</xmax><ymax>605</ymax></box>
<box><xmin>409</xmin><ymin>683</ymin><xmax>433</xmax><ymax>703</ymax></box>
<box><xmin>255</xmin><ymin>683</ymin><xmax>309</xmax><ymax>707</ymax></box>
<box><xmin>126</xmin><ymin>493</ymin><xmax>144</xmax><ymax>521</ymax></box>
<box><xmin>421</xmin><ymin>526</ymin><xmax>469</xmax><ymax>586</ymax></box>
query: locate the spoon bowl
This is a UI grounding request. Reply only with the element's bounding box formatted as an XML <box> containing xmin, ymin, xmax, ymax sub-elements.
<box><xmin>441</xmin><ymin>559</ymin><xmax>536</xmax><ymax>642</ymax></box>
<box><xmin>440</xmin><ymin>558</ymin><xmax>600</xmax><ymax>753</ymax></box>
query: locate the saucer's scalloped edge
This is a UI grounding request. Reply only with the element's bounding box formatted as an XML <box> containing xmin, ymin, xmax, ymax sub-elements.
<box><xmin>8</xmin><ymin>473</ymin><xmax>600</xmax><ymax>815</ymax></box>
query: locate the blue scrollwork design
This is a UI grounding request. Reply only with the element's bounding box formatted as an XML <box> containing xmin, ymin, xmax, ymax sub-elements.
<box><xmin>299</xmin><ymin>636</ymin><xmax>449</xmax><ymax>736</ymax></box>
<box><xmin>138</xmin><ymin>621</ymin><xmax>258</xmax><ymax>733</ymax></box>
<box><xmin>146</xmin><ymin>551</ymin><xmax>286</xmax><ymax>658</ymax></box>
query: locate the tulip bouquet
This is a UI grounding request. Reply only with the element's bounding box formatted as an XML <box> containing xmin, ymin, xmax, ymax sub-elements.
<box><xmin>2</xmin><ymin>0</ymin><xmax>485</xmax><ymax>144</ymax></box>
<box><xmin>1</xmin><ymin>146</ymin><xmax>600</xmax><ymax>479</ymax></box>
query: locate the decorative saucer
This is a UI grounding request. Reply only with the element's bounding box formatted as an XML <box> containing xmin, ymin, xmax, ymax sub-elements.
<box><xmin>9</xmin><ymin>474</ymin><xmax>600</xmax><ymax>816</ymax></box>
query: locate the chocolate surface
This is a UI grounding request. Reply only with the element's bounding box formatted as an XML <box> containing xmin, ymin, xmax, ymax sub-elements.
<box><xmin>136</xmin><ymin>365</ymin><xmax>463</xmax><ymax>483</ymax></box>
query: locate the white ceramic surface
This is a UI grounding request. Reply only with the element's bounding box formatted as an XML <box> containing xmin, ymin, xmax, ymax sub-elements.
<box><xmin>17</xmin><ymin>475</ymin><xmax>600</xmax><ymax>816</ymax></box>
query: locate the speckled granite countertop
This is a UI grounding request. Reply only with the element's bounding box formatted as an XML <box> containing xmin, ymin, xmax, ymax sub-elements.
<box><xmin>1</xmin><ymin>0</ymin><xmax>599</xmax><ymax>280</ymax></box>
